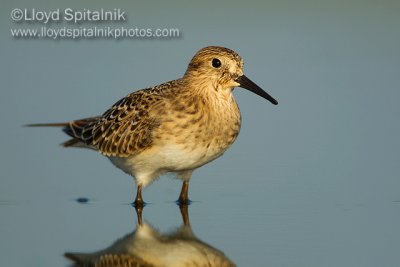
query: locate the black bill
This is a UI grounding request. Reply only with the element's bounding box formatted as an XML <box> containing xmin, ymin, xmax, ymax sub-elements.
<box><xmin>235</xmin><ymin>75</ymin><xmax>278</xmax><ymax>105</ymax></box>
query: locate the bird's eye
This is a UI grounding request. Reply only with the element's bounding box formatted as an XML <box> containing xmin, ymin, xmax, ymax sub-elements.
<box><xmin>212</xmin><ymin>58</ymin><xmax>221</xmax><ymax>68</ymax></box>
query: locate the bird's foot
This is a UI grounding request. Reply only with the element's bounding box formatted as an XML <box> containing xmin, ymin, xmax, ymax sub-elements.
<box><xmin>132</xmin><ymin>200</ymin><xmax>146</xmax><ymax>208</ymax></box>
<box><xmin>176</xmin><ymin>198</ymin><xmax>192</xmax><ymax>206</ymax></box>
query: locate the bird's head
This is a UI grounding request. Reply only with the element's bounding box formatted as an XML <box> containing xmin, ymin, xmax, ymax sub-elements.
<box><xmin>184</xmin><ymin>46</ymin><xmax>278</xmax><ymax>105</ymax></box>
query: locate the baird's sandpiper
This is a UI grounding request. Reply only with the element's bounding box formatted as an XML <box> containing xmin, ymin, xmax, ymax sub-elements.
<box><xmin>28</xmin><ymin>46</ymin><xmax>278</xmax><ymax>206</ymax></box>
<box><xmin>65</xmin><ymin>205</ymin><xmax>236</xmax><ymax>267</ymax></box>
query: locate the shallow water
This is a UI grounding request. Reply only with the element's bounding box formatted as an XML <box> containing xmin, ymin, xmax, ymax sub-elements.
<box><xmin>1</xmin><ymin>1</ymin><xmax>400</xmax><ymax>266</ymax></box>
<box><xmin>1</xmin><ymin>169</ymin><xmax>400</xmax><ymax>266</ymax></box>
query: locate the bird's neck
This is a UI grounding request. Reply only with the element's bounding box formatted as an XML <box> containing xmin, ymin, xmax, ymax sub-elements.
<box><xmin>181</xmin><ymin>75</ymin><xmax>235</xmax><ymax>105</ymax></box>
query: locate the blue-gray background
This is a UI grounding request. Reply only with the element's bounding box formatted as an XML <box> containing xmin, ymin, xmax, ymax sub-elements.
<box><xmin>1</xmin><ymin>0</ymin><xmax>399</xmax><ymax>266</ymax></box>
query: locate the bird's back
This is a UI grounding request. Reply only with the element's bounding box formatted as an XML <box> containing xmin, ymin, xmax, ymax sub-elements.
<box><xmin>62</xmin><ymin>80</ymin><xmax>182</xmax><ymax>157</ymax></box>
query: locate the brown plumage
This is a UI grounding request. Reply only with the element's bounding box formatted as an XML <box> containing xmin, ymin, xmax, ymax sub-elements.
<box><xmin>65</xmin><ymin>205</ymin><xmax>236</xmax><ymax>267</ymax></box>
<box><xmin>27</xmin><ymin>46</ymin><xmax>278</xmax><ymax>206</ymax></box>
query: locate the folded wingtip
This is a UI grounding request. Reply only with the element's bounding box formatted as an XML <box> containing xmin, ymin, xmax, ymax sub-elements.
<box><xmin>24</xmin><ymin>122</ymin><xmax>68</xmax><ymax>127</ymax></box>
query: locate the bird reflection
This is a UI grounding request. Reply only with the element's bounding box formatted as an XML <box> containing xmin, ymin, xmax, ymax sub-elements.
<box><xmin>65</xmin><ymin>205</ymin><xmax>236</xmax><ymax>267</ymax></box>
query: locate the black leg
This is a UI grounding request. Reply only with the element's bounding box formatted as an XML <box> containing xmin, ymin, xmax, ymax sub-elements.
<box><xmin>179</xmin><ymin>202</ymin><xmax>190</xmax><ymax>226</ymax></box>
<box><xmin>178</xmin><ymin>181</ymin><xmax>191</xmax><ymax>205</ymax></box>
<box><xmin>134</xmin><ymin>204</ymin><xmax>143</xmax><ymax>225</ymax></box>
<box><xmin>133</xmin><ymin>184</ymin><xmax>145</xmax><ymax>208</ymax></box>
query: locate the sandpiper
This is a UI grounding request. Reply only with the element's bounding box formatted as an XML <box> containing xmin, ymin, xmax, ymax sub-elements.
<box><xmin>28</xmin><ymin>46</ymin><xmax>278</xmax><ymax>206</ymax></box>
<box><xmin>65</xmin><ymin>205</ymin><xmax>236</xmax><ymax>267</ymax></box>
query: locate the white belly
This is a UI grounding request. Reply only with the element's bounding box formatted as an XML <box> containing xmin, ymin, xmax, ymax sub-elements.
<box><xmin>108</xmin><ymin>142</ymin><xmax>227</xmax><ymax>186</ymax></box>
<box><xmin>156</xmin><ymin>143</ymin><xmax>226</xmax><ymax>170</ymax></box>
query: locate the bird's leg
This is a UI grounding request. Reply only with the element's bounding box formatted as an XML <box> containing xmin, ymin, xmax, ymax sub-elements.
<box><xmin>179</xmin><ymin>202</ymin><xmax>190</xmax><ymax>226</ymax></box>
<box><xmin>133</xmin><ymin>184</ymin><xmax>145</xmax><ymax>208</ymax></box>
<box><xmin>178</xmin><ymin>181</ymin><xmax>191</xmax><ymax>205</ymax></box>
<box><xmin>134</xmin><ymin>204</ymin><xmax>143</xmax><ymax>226</ymax></box>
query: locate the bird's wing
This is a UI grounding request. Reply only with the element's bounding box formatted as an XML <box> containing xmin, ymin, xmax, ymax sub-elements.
<box><xmin>66</xmin><ymin>89</ymin><xmax>162</xmax><ymax>157</ymax></box>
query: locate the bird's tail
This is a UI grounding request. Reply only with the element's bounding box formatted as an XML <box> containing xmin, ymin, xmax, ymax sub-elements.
<box><xmin>64</xmin><ymin>252</ymin><xmax>93</xmax><ymax>265</ymax></box>
<box><xmin>25</xmin><ymin>122</ymin><xmax>76</xmax><ymax>147</ymax></box>
<box><xmin>25</xmin><ymin>122</ymin><xmax>68</xmax><ymax>127</ymax></box>
<box><xmin>65</xmin><ymin>252</ymin><xmax>153</xmax><ymax>266</ymax></box>
<box><xmin>26</xmin><ymin>116</ymin><xmax>101</xmax><ymax>148</ymax></box>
